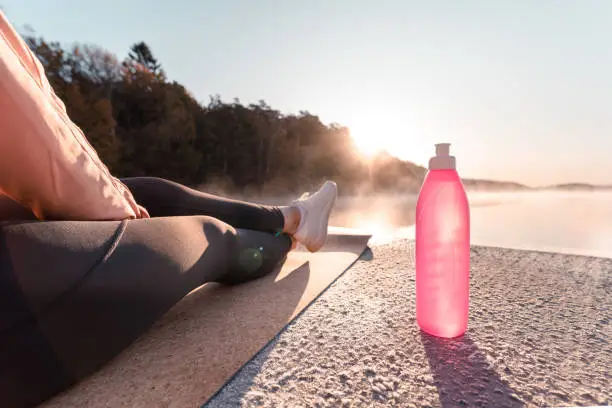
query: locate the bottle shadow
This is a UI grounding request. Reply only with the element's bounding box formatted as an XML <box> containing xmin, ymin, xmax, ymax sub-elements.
<box><xmin>420</xmin><ymin>332</ymin><xmax>525</xmax><ymax>408</ymax></box>
<box><xmin>359</xmin><ymin>246</ymin><xmax>374</xmax><ymax>261</ymax></box>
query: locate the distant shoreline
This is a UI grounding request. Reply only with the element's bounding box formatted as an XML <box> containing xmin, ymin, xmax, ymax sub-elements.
<box><xmin>535</xmin><ymin>182</ymin><xmax>612</xmax><ymax>191</ymax></box>
<box><xmin>212</xmin><ymin>182</ymin><xmax>612</xmax><ymax>203</ymax></box>
<box><xmin>462</xmin><ymin>179</ymin><xmax>612</xmax><ymax>192</ymax></box>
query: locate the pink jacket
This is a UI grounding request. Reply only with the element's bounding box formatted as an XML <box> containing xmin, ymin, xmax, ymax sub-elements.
<box><xmin>0</xmin><ymin>11</ymin><xmax>148</xmax><ymax>221</ymax></box>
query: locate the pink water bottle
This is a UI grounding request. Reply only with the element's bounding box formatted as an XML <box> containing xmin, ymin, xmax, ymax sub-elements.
<box><xmin>416</xmin><ymin>143</ymin><xmax>470</xmax><ymax>338</ymax></box>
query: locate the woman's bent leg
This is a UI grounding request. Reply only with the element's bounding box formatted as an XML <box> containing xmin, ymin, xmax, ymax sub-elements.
<box><xmin>0</xmin><ymin>216</ymin><xmax>291</xmax><ymax>408</ymax></box>
<box><xmin>121</xmin><ymin>177</ymin><xmax>286</xmax><ymax>233</ymax></box>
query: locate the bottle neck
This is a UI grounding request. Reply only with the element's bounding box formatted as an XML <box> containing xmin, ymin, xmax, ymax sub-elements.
<box><xmin>428</xmin><ymin>155</ymin><xmax>456</xmax><ymax>170</ymax></box>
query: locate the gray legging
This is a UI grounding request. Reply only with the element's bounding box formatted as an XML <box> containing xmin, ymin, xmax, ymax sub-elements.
<box><xmin>0</xmin><ymin>177</ymin><xmax>293</xmax><ymax>408</ymax></box>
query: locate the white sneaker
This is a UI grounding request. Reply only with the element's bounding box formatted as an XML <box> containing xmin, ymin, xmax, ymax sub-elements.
<box><xmin>293</xmin><ymin>180</ymin><xmax>338</xmax><ymax>252</ymax></box>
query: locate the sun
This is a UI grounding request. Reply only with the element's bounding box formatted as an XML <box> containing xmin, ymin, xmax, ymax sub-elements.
<box><xmin>348</xmin><ymin>118</ymin><xmax>411</xmax><ymax>160</ymax></box>
<box><xmin>351</xmin><ymin>133</ymin><xmax>385</xmax><ymax>158</ymax></box>
<box><xmin>348</xmin><ymin>123</ymin><xmax>387</xmax><ymax>158</ymax></box>
<box><xmin>347</xmin><ymin>118</ymin><xmax>428</xmax><ymax>164</ymax></box>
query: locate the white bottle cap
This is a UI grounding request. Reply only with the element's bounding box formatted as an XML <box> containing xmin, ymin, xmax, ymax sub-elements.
<box><xmin>428</xmin><ymin>143</ymin><xmax>456</xmax><ymax>170</ymax></box>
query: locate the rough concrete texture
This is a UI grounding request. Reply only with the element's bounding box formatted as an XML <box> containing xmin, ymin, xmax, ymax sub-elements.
<box><xmin>206</xmin><ymin>240</ymin><xmax>611</xmax><ymax>408</ymax></box>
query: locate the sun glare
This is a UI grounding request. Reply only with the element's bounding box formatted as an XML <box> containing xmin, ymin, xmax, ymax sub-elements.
<box><xmin>348</xmin><ymin>119</ymin><xmax>418</xmax><ymax>161</ymax></box>
<box><xmin>344</xmin><ymin>107</ymin><xmax>431</xmax><ymax>165</ymax></box>
<box><xmin>346</xmin><ymin>114</ymin><xmax>435</xmax><ymax>167</ymax></box>
<box><xmin>352</xmin><ymin>135</ymin><xmax>384</xmax><ymax>158</ymax></box>
<box><xmin>348</xmin><ymin>124</ymin><xmax>387</xmax><ymax>158</ymax></box>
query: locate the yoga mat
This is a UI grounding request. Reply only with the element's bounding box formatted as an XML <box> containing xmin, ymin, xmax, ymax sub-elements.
<box><xmin>41</xmin><ymin>228</ymin><xmax>370</xmax><ymax>408</ymax></box>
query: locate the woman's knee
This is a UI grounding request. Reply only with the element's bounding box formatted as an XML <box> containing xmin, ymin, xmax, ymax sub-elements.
<box><xmin>216</xmin><ymin>228</ymin><xmax>292</xmax><ymax>286</ymax></box>
<box><xmin>131</xmin><ymin>215</ymin><xmax>289</xmax><ymax>286</ymax></box>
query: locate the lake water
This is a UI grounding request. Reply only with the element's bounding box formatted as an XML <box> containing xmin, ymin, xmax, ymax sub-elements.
<box><xmin>330</xmin><ymin>191</ymin><xmax>612</xmax><ymax>259</ymax></box>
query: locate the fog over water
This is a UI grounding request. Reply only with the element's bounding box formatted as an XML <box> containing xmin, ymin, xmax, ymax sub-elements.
<box><xmin>329</xmin><ymin>191</ymin><xmax>612</xmax><ymax>258</ymax></box>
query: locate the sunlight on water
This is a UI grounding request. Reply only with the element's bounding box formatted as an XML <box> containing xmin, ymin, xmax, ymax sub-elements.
<box><xmin>330</xmin><ymin>194</ymin><xmax>417</xmax><ymax>245</ymax></box>
<box><xmin>468</xmin><ymin>191</ymin><xmax>612</xmax><ymax>258</ymax></box>
<box><xmin>351</xmin><ymin>221</ymin><xmax>414</xmax><ymax>245</ymax></box>
<box><xmin>330</xmin><ymin>191</ymin><xmax>612</xmax><ymax>258</ymax></box>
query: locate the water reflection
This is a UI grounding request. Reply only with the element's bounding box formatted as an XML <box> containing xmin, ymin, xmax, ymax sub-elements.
<box><xmin>329</xmin><ymin>191</ymin><xmax>612</xmax><ymax>258</ymax></box>
<box><xmin>330</xmin><ymin>194</ymin><xmax>417</xmax><ymax>245</ymax></box>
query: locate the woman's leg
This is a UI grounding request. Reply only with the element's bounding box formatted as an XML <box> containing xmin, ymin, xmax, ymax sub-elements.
<box><xmin>0</xmin><ymin>216</ymin><xmax>291</xmax><ymax>407</ymax></box>
<box><xmin>122</xmin><ymin>177</ymin><xmax>339</xmax><ymax>252</ymax></box>
<box><xmin>121</xmin><ymin>177</ymin><xmax>298</xmax><ymax>234</ymax></box>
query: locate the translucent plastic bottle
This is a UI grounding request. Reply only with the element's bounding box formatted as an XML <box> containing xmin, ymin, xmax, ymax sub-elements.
<box><xmin>416</xmin><ymin>143</ymin><xmax>470</xmax><ymax>338</ymax></box>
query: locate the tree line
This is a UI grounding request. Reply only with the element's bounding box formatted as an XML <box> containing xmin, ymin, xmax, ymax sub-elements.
<box><xmin>24</xmin><ymin>36</ymin><xmax>426</xmax><ymax>197</ymax></box>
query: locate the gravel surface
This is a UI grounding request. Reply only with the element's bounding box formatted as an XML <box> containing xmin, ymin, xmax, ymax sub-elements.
<box><xmin>206</xmin><ymin>240</ymin><xmax>611</xmax><ymax>408</ymax></box>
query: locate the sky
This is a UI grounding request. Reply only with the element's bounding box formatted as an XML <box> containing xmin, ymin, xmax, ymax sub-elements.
<box><xmin>2</xmin><ymin>0</ymin><xmax>612</xmax><ymax>186</ymax></box>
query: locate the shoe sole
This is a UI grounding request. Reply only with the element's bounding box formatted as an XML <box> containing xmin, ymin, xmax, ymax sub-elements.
<box><xmin>305</xmin><ymin>181</ymin><xmax>337</xmax><ymax>252</ymax></box>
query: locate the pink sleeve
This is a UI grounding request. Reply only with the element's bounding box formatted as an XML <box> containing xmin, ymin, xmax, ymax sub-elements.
<box><xmin>0</xmin><ymin>11</ymin><xmax>148</xmax><ymax>221</ymax></box>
